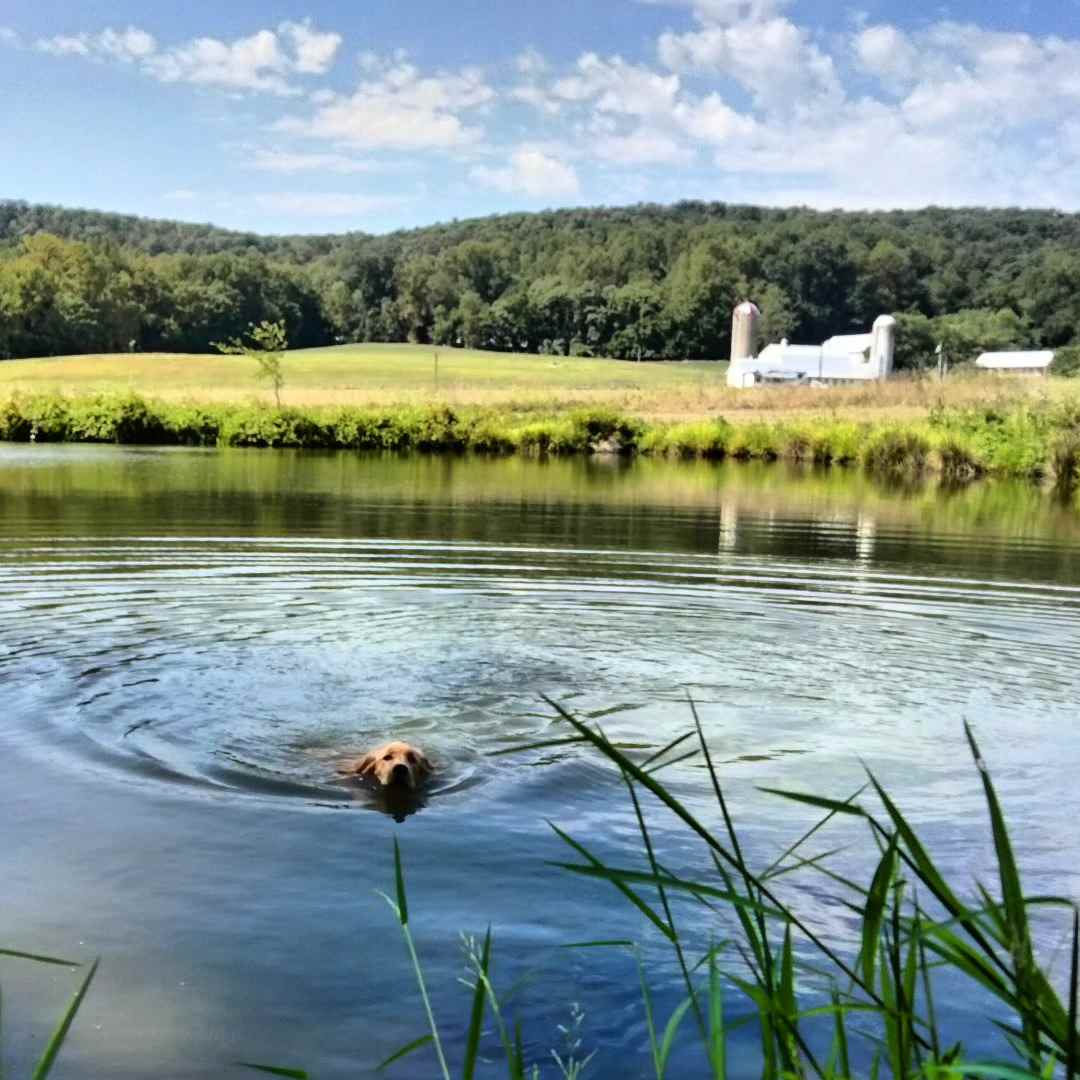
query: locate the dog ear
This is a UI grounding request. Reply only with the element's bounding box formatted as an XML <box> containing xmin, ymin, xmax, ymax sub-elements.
<box><xmin>416</xmin><ymin>750</ymin><xmax>433</xmax><ymax>775</ymax></box>
<box><xmin>353</xmin><ymin>753</ymin><xmax>376</xmax><ymax>777</ymax></box>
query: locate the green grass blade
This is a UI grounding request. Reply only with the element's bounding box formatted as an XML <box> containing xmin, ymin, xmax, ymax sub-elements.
<box><xmin>861</xmin><ymin>833</ymin><xmax>898</xmax><ymax>989</ymax></box>
<box><xmin>708</xmin><ymin>948</ymin><xmax>726</xmax><ymax>1079</ymax></box>
<box><xmin>644</xmin><ymin>748</ymin><xmax>700</xmax><ymax>774</ymax></box>
<box><xmin>376</xmin><ymin>1034</ymin><xmax>434</xmax><ymax>1072</ymax></box>
<box><xmin>762</xmin><ymin>847</ymin><xmax>851</xmax><ymax>885</ymax></box>
<box><xmin>830</xmin><ymin>987</ymin><xmax>852</xmax><ymax>1080</ymax></box>
<box><xmin>964</xmin><ymin>721</ymin><xmax>1042</xmax><ymax>1068</ymax></box>
<box><xmin>1067</xmin><ymin>907</ymin><xmax>1078</xmax><ymax>1080</ymax></box>
<box><xmin>385</xmin><ymin>844</ymin><xmax>451</xmax><ymax>1080</ymax></box>
<box><xmin>686</xmin><ymin>691</ymin><xmax>779</xmax><ymax>1009</ymax></box>
<box><xmin>913</xmin><ymin>907</ymin><xmax>942</xmax><ymax>1063</ymax></box>
<box><xmin>238</xmin><ymin>1065</ymin><xmax>311</xmax><ymax>1079</ymax></box>
<box><xmin>641</xmin><ymin>730</ymin><xmax>697</xmax><ymax>770</ymax></box>
<box><xmin>636</xmin><ymin>950</ymin><xmax>662</xmax><ymax>1079</ymax></box>
<box><xmin>918</xmin><ymin>925</ymin><xmax>1013</xmax><ymax>999</ymax></box>
<box><xmin>941</xmin><ymin>1065</ymin><xmax>1053</xmax><ymax>1080</ymax></box>
<box><xmin>512</xmin><ymin>1019</ymin><xmax>526</xmax><ymax>1080</ymax></box>
<box><xmin>540</xmin><ymin>696</ymin><xmax>929</xmax><ymax>1049</ymax></box>
<box><xmin>547</xmin><ymin>862</ymin><xmax>786</xmax><ymax>917</ymax></box>
<box><xmin>548</xmin><ymin>823</ymin><xmax>676</xmax><ymax>942</ymax></box>
<box><xmin>462</xmin><ymin>927</ymin><xmax>492</xmax><ymax>1080</ymax></box>
<box><xmin>621</xmin><ymin>769</ymin><xmax>706</xmax><ymax>1043</ymax></box>
<box><xmin>0</xmin><ymin>948</ymin><xmax>80</xmax><ymax>968</ymax></box>
<box><xmin>758</xmin><ymin>788</ymin><xmax>868</xmax><ymax>817</ymax></box>
<box><xmin>657</xmin><ymin>996</ymin><xmax>694</xmax><ymax>1078</ymax></box>
<box><xmin>31</xmin><ymin>957</ymin><xmax>99</xmax><ymax>1080</ymax></box>
<box><xmin>761</xmin><ymin>785</ymin><xmax>868</xmax><ymax>881</ymax></box>
<box><xmin>865</xmin><ymin>767</ymin><xmax>1011</xmax><ymax>989</ymax></box>
<box><xmin>393</xmin><ymin>838</ymin><xmax>408</xmax><ymax>926</ymax></box>
<box><xmin>560</xmin><ymin>940</ymin><xmax>635</xmax><ymax>949</ymax></box>
<box><xmin>488</xmin><ymin>736</ymin><xmax>588</xmax><ymax>756</ymax></box>
<box><xmin>777</xmin><ymin>924</ymin><xmax>806</xmax><ymax>1077</ymax></box>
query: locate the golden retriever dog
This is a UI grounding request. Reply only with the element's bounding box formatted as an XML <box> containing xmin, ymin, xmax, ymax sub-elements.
<box><xmin>340</xmin><ymin>740</ymin><xmax>432</xmax><ymax>790</ymax></box>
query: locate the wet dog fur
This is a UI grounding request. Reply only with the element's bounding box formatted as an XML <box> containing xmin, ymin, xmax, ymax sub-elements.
<box><xmin>339</xmin><ymin>740</ymin><xmax>432</xmax><ymax>790</ymax></box>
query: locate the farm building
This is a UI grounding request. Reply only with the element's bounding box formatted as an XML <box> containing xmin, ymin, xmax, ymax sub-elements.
<box><xmin>975</xmin><ymin>351</ymin><xmax>1054</xmax><ymax>376</ymax></box>
<box><xmin>727</xmin><ymin>301</ymin><xmax>896</xmax><ymax>388</ymax></box>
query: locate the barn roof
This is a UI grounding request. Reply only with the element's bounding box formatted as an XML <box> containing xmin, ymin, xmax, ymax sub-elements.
<box><xmin>975</xmin><ymin>351</ymin><xmax>1054</xmax><ymax>369</ymax></box>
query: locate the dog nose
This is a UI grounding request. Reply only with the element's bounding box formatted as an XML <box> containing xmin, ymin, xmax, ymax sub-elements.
<box><xmin>391</xmin><ymin>762</ymin><xmax>410</xmax><ymax>783</ymax></box>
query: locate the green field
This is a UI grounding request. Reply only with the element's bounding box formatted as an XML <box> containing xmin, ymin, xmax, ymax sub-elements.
<box><xmin>4</xmin><ymin>342</ymin><xmax>1077</xmax><ymax>424</ymax></box>
<box><xmin>0</xmin><ymin>344</ymin><xmax>730</xmax><ymax>417</ymax></box>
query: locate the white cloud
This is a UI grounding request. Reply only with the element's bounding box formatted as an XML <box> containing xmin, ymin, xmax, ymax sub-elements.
<box><xmin>0</xmin><ymin>26</ymin><xmax>22</xmax><ymax>47</ymax></box>
<box><xmin>19</xmin><ymin>6</ymin><xmax>1080</xmax><ymax>213</ymax></box>
<box><xmin>511</xmin><ymin>83</ymin><xmax>562</xmax><ymax>115</ymax></box>
<box><xmin>658</xmin><ymin>16</ymin><xmax>841</xmax><ymax>113</ymax></box>
<box><xmin>471</xmin><ymin>148</ymin><xmax>580</xmax><ymax>198</ymax></box>
<box><xmin>507</xmin><ymin>10</ymin><xmax>1080</xmax><ymax>209</ymax></box>
<box><xmin>673</xmin><ymin>93</ymin><xmax>756</xmax><ymax>143</ymax></box>
<box><xmin>640</xmin><ymin>0</ymin><xmax>790</xmax><ymax>22</ymax></box>
<box><xmin>552</xmin><ymin>53</ymin><xmax>680</xmax><ymax>118</ymax></box>
<box><xmin>515</xmin><ymin>47</ymin><xmax>548</xmax><ymax>77</ymax></box>
<box><xmin>144</xmin><ymin>29</ymin><xmax>294</xmax><ymax>94</ymax></box>
<box><xmin>38</xmin><ymin>26</ymin><xmax>158</xmax><ymax>63</ymax></box>
<box><xmin>249</xmin><ymin>149</ymin><xmax>379</xmax><ymax>174</ymax></box>
<box><xmin>511</xmin><ymin>47</ymin><xmax>562</xmax><ymax>115</ymax></box>
<box><xmin>278</xmin><ymin>58</ymin><xmax>493</xmax><ymax>149</ymax></box>
<box><xmin>278</xmin><ymin>19</ymin><xmax>341</xmax><ymax>75</ymax></box>
<box><xmin>37</xmin><ymin>34</ymin><xmax>92</xmax><ymax>57</ymax></box>
<box><xmin>253</xmin><ymin>192</ymin><xmax>407</xmax><ymax>217</ymax></box>
<box><xmin>100</xmin><ymin>27</ymin><xmax>157</xmax><ymax>60</ymax></box>
<box><xmin>35</xmin><ymin>20</ymin><xmax>339</xmax><ymax>95</ymax></box>
<box><xmin>853</xmin><ymin>24</ymin><xmax>916</xmax><ymax>90</ymax></box>
<box><xmin>592</xmin><ymin>127</ymin><xmax>693</xmax><ymax>165</ymax></box>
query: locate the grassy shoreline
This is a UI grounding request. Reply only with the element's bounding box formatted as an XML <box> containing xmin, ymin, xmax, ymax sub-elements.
<box><xmin>2</xmin><ymin>390</ymin><xmax>1079</xmax><ymax>486</ymax></box>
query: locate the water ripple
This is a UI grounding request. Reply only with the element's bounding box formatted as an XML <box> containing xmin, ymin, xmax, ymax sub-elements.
<box><xmin>3</xmin><ymin>532</ymin><xmax>1079</xmax><ymax>815</ymax></box>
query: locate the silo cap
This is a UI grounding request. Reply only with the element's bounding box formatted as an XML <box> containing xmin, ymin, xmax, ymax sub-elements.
<box><xmin>873</xmin><ymin>314</ymin><xmax>897</xmax><ymax>329</ymax></box>
<box><xmin>734</xmin><ymin>301</ymin><xmax>761</xmax><ymax>315</ymax></box>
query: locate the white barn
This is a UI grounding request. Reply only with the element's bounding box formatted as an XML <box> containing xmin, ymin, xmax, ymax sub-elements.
<box><xmin>975</xmin><ymin>351</ymin><xmax>1054</xmax><ymax>376</ymax></box>
<box><xmin>727</xmin><ymin>312</ymin><xmax>897</xmax><ymax>389</ymax></box>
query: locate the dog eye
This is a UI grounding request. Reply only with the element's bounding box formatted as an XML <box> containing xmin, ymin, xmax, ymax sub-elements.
<box><xmin>383</xmin><ymin>754</ymin><xmax>393</xmax><ymax>761</ymax></box>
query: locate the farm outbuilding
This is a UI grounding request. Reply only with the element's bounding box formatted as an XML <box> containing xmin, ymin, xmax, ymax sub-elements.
<box><xmin>727</xmin><ymin>309</ymin><xmax>897</xmax><ymax>389</ymax></box>
<box><xmin>975</xmin><ymin>351</ymin><xmax>1054</xmax><ymax>376</ymax></box>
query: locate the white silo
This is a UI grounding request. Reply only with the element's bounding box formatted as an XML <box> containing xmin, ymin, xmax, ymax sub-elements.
<box><xmin>730</xmin><ymin>301</ymin><xmax>760</xmax><ymax>363</ymax></box>
<box><xmin>871</xmin><ymin>315</ymin><xmax>897</xmax><ymax>379</ymax></box>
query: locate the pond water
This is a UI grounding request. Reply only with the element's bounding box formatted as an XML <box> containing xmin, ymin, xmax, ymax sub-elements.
<box><xmin>1</xmin><ymin>445</ymin><xmax>1079</xmax><ymax>1079</ymax></box>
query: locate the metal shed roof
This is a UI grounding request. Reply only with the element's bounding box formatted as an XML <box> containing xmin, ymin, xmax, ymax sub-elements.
<box><xmin>975</xmin><ymin>351</ymin><xmax>1054</xmax><ymax>369</ymax></box>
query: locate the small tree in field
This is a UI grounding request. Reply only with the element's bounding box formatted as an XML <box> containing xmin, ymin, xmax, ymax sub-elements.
<box><xmin>214</xmin><ymin>320</ymin><xmax>288</xmax><ymax>406</ymax></box>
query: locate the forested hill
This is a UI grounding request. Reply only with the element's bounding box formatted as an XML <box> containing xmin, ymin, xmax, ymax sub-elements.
<box><xmin>0</xmin><ymin>200</ymin><xmax>345</xmax><ymax>259</ymax></box>
<box><xmin>2</xmin><ymin>197</ymin><xmax>1079</xmax><ymax>367</ymax></box>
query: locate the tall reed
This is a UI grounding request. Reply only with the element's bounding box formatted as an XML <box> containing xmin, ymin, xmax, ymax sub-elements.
<box><xmin>0</xmin><ymin>946</ymin><xmax>99</xmax><ymax>1078</ymax></box>
<box><xmin>356</xmin><ymin>705</ymin><xmax>1078</xmax><ymax>1079</ymax></box>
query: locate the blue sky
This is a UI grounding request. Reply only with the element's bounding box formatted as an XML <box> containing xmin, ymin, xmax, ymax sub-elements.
<box><xmin>2</xmin><ymin>0</ymin><xmax>1078</xmax><ymax>234</ymax></box>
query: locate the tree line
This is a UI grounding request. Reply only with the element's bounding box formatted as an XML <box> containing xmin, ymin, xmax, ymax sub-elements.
<box><xmin>2</xmin><ymin>199</ymin><xmax>1078</xmax><ymax>368</ymax></box>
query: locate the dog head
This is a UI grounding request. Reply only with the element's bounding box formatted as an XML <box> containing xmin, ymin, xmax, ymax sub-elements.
<box><xmin>347</xmin><ymin>741</ymin><xmax>432</xmax><ymax>789</ymax></box>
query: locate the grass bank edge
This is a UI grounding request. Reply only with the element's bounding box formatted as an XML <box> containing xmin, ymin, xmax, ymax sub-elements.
<box><xmin>2</xmin><ymin>391</ymin><xmax>1080</xmax><ymax>485</ymax></box>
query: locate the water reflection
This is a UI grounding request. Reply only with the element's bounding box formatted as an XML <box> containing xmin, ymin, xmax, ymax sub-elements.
<box><xmin>351</xmin><ymin>781</ymin><xmax>430</xmax><ymax>822</ymax></box>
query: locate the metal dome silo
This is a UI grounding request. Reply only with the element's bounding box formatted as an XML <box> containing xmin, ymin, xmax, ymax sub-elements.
<box><xmin>871</xmin><ymin>315</ymin><xmax>897</xmax><ymax>379</ymax></box>
<box><xmin>730</xmin><ymin>301</ymin><xmax>760</xmax><ymax>363</ymax></box>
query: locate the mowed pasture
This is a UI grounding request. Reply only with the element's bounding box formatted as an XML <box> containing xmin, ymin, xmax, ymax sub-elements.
<box><xmin>0</xmin><ymin>342</ymin><xmax>1072</xmax><ymax>420</ymax></box>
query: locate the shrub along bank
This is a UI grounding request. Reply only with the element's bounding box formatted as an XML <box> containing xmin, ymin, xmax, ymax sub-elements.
<box><xmin>1</xmin><ymin>392</ymin><xmax>1079</xmax><ymax>485</ymax></box>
